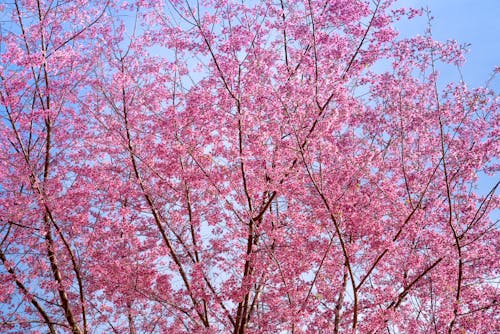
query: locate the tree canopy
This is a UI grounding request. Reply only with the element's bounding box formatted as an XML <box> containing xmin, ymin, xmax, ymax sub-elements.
<box><xmin>0</xmin><ymin>0</ymin><xmax>498</xmax><ymax>333</ymax></box>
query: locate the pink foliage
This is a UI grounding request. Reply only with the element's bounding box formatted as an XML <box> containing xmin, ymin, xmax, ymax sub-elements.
<box><xmin>0</xmin><ymin>0</ymin><xmax>498</xmax><ymax>333</ymax></box>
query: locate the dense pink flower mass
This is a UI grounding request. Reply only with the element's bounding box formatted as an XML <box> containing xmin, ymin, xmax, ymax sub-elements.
<box><xmin>0</xmin><ymin>0</ymin><xmax>498</xmax><ymax>333</ymax></box>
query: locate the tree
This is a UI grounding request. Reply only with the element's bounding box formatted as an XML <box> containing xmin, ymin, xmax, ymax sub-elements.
<box><xmin>0</xmin><ymin>0</ymin><xmax>498</xmax><ymax>333</ymax></box>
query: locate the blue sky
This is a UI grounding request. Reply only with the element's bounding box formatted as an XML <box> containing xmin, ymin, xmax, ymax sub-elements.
<box><xmin>400</xmin><ymin>0</ymin><xmax>499</xmax><ymax>89</ymax></box>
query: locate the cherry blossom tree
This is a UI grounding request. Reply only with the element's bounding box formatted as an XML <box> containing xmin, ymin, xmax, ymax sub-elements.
<box><xmin>0</xmin><ymin>0</ymin><xmax>498</xmax><ymax>333</ymax></box>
